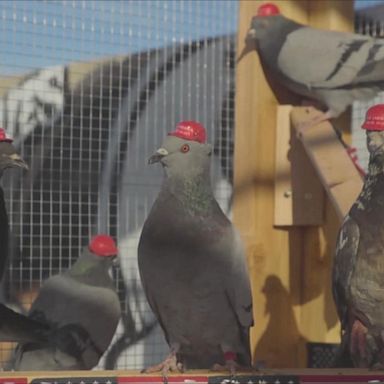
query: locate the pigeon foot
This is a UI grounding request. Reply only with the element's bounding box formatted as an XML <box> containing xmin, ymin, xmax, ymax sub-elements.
<box><xmin>296</xmin><ymin>110</ymin><xmax>331</xmax><ymax>134</ymax></box>
<box><xmin>141</xmin><ymin>351</ymin><xmax>184</xmax><ymax>376</ymax></box>
<box><xmin>350</xmin><ymin>318</ymin><xmax>368</xmax><ymax>359</ymax></box>
<box><xmin>211</xmin><ymin>360</ymin><xmax>238</xmax><ymax>375</ymax></box>
<box><xmin>211</xmin><ymin>351</ymin><xmax>246</xmax><ymax>375</ymax></box>
<box><xmin>211</xmin><ymin>360</ymin><xmax>254</xmax><ymax>375</ymax></box>
<box><xmin>371</xmin><ymin>362</ymin><xmax>384</xmax><ymax>370</ymax></box>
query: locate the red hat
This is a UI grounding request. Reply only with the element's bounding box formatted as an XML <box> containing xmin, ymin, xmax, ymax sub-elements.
<box><xmin>362</xmin><ymin>104</ymin><xmax>384</xmax><ymax>131</ymax></box>
<box><xmin>89</xmin><ymin>234</ymin><xmax>118</xmax><ymax>257</ymax></box>
<box><xmin>257</xmin><ymin>3</ymin><xmax>280</xmax><ymax>16</ymax></box>
<box><xmin>168</xmin><ymin>121</ymin><xmax>206</xmax><ymax>144</ymax></box>
<box><xmin>0</xmin><ymin>128</ymin><xmax>13</xmax><ymax>143</ymax></box>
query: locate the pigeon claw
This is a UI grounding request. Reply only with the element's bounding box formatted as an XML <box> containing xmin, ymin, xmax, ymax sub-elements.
<box><xmin>211</xmin><ymin>361</ymin><xmax>237</xmax><ymax>375</ymax></box>
<box><xmin>371</xmin><ymin>361</ymin><xmax>384</xmax><ymax>370</ymax></box>
<box><xmin>141</xmin><ymin>352</ymin><xmax>184</xmax><ymax>376</ymax></box>
<box><xmin>350</xmin><ymin>318</ymin><xmax>368</xmax><ymax>359</ymax></box>
<box><xmin>296</xmin><ymin>111</ymin><xmax>331</xmax><ymax>136</ymax></box>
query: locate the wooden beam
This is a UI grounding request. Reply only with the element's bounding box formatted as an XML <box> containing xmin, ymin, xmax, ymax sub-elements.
<box><xmin>291</xmin><ymin>106</ymin><xmax>363</xmax><ymax>221</ymax></box>
<box><xmin>308</xmin><ymin>0</ymin><xmax>355</xmax><ymax>30</ymax></box>
<box><xmin>234</xmin><ymin>0</ymin><xmax>311</xmax><ymax>369</ymax></box>
<box><xmin>3</xmin><ymin>368</ymin><xmax>384</xmax><ymax>383</ymax></box>
<box><xmin>233</xmin><ymin>0</ymin><xmax>355</xmax><ymax>368</ymax></box>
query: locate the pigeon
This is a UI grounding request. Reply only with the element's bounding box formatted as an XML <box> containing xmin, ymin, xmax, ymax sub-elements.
<box><xmin>0</xmin><ymin>128</ymin><xmax>52</xmax><ymax>344</ymax></box>
<box><xmin>11</xmin><ymin>234</ymin><xmax>121</xmax><ymax>370</ymax></box>
<box><xmin>333</xmin><ymin>104</ymin><xmax>384</xmax><ymax>368</ymax></box>
<box><xmin>241</xmin><ymin>3</ymin><xmax>384</xmax><ymax>125</ymax></box>
<box><xmin>0</xmin><ymin>130</ymin><xmax>93</xmax><ymax>356</ymax></box>
<box><xmin>138</xmin><ymin>121</ymin><xmax>253</xmax><ymax>374</ymax></box>
<box><xmin>0</xmin><ymin>303</ymin><xmax>53</xmax><ymax>344</ymax></box>
<box><xmin>0</xmin><ymin>128</ymin><xmax>28</xmax><ymax>279</ymax></box>
<box><xmin>0</xmin><ymin>129</ymin><xmax>88</xmax><ymax>350</ymax></box>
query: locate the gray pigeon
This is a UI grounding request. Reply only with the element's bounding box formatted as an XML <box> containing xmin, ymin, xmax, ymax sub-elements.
<box><xmin>241</xmin><ymin>3</ymin><xmax>384</xmax><ymax>124</ymax></box>
<box><xmin>11</xmin><ymin>234</ymin><xmax>121</xmax><ymax>370</ymax></box>
<box><xmin>138</xmin><ymin>121</ymin><xmax>253</xmax><ymax>374</ymax></box>
<box><xmin>333</xmin><ymin>104</ymin><xmax>384</xmax><ymax>368</ymax></box>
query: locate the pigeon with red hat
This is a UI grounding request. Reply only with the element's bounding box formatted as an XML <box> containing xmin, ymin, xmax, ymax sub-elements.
<box><xmin>139</xmin><ymin>121</ymin><xmax>253</xmax><ymax>374</ymax></box>
<box><xmin>12</xmin><ymin>234</ymin><xmax>121</xmax><ymax>370</ymax></box>
<box><xmin>239</xmin><ymin>2</ymin><xmax>384</xmax><ymax>126</ymax></box>
<box><xmin>333</xmin><ymin>104</ymin><xmax>384</xmax><ymax>368</ymax></box>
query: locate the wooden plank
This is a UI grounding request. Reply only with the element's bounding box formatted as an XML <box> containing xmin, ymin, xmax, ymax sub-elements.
<box><xmin>233</xmin><ymin>0</ymin><xmax>310</xmax><ymax>369</ymax></box>
<box><xmin>2</xmin><ymin>368</ymin><xmax>384</xmax><ymax>383</ymax></box>
<box><xmin>234</xmin><ymin>0</ymin><xmax>354</xmax><ymax>368</ymax></box>
<box><xmin>308</xmin><ymin>0</ymin><xmax>355</xmax><ymax>31</ymax></box>
<box><xmin>331</xmin><ymin>178</ymin><xmax>364</xmax><ymax>218</ymax></box>
<box><xmin>291</xmin><ymin>106</ymin><xmax>363</xmax><ymax>221</ymax></box>
<box><xmin>275</xmin><ymin>105</ymin><xmax>294</xmax><ymax>225</ymax></box>
<box><xmin>275</xmin><ymin>105</ymin><xmax>324</xmax><ymax>226</ymax></box>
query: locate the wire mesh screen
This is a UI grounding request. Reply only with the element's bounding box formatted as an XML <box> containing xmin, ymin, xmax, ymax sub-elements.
<box><xmin>353</xmin><ymin>3</ymin><xmax>384</xmax><ymax>171</ymax></box>
<box><xmin>0</xmin><ymin>0</ymin><xmax>238</xmax><ymax>370</ymax></box>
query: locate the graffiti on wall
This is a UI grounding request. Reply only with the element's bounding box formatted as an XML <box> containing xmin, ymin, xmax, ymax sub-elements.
<box><xmin>1</xmin><ymin>66</ymin><xmax>67</xmax><ymax>145</ymax></box>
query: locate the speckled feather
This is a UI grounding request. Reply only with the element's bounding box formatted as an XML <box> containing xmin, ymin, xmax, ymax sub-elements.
<box><xmin>333</xmin><ymin>131</ymin><xmax>384</xmax><ymax>367</ymax></box>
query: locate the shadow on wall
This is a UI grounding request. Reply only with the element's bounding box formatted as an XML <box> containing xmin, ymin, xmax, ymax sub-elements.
<box><xmin>254</xmin><ymin>275</ymin><xmax>307</xmax><ymax>368</ymax></box>
<box><xmin>288</xmin><ymin>204</ymin><xmax>340</xmax><ymax>337</ymax></box>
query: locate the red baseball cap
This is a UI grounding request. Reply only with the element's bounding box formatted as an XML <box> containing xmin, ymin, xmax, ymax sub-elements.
<box><xmin>257</xmin><ymin>3</ymin><xmax>280</xmax><ymax>17</ymax></box>
<box><xmin>89</xmin><ymin>234</ymin><xmax>118</xmax><ymax>257</ymax></box>
<box><xmin>168</xmin><ymin>121</ymin><xmax>207</xmax><ymax>144</ymax></box>
<box><xmin>0</xmin><ymin>128</ymin><xmax>13</xmax><ymax>143</ymax></box>
<box><xmin>362</xmin><ymin>104</ymin><xmax>384</xmax><ymax>131</ymax></box>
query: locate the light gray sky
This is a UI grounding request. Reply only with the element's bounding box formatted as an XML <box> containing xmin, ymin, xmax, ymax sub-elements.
<box><xmin>0</xmin><ymin>0</ymin><xmax>238</xmax><ymax>75</ymax></box>
<box><xmin>356</xmin><ymin>0</ymin><xmax>384</xmax><ymax>9</ymax></box>
<box><xmin>0</xmin><ymin>0</ymin><xmax>382</xmax><ymax>75</ymax></box>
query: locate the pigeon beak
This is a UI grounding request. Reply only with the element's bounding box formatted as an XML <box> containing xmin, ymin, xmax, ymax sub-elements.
<box><xmin>148</xmin><ymin>148</ymin><xmax>169</xmax><ymax>164</ymax></box>
<box><xmin>237</xmin><ymin>28</ymin><xmax>257</xmax><ymax>63</ymax></box>
<box><xmin>6</xmin><ymin>154</ymin><xmax>29</xmax><ymax>171</ymax></box>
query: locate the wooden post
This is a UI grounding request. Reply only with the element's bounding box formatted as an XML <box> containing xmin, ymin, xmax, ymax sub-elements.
<box><xmin>274</xmin><ymin>105</ymin><xmax>325</xmax><ymax>227</ymax></box>
<box><xmin>233</xmin><ymin>0</ymin><xmax>354</xmax><ymax>368</ymax></box>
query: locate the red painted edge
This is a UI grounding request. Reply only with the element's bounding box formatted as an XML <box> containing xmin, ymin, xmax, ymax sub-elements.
<box><xmin>118</xmin><ymin>377</ymin><xmax>208</xmax><ymax>383</ymax></box>
<box><xmin>0</xmin><ymin>379</ymin><xmax>28</xmax><ymax>384</ymax></box>
<box><xmin>301</xmin><ymin>375</ymin><xmax>384</xmax><ymax>382</ymax></box>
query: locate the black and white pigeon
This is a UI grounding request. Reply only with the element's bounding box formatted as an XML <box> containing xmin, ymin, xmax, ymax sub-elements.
<box><xmin>0</xmin><ymin>128</ymin><xmax>52</xmax><ymax>344</ymax></box>
<box><xmin>241</xmin><ymin>3</ymin><xmax>384</xmax><ymax>125</ymax></box>
<box><xmin>0</xmin><ymin>128</ymin><xmax>28</xmax><ymax>280</ymax></box>
<box><xmin>0</xmin><ymin>303</ymin><xmax>53</xmax><ymax>345</ymax></box>
<box><xmin>11</xmin><ymin>234</ymin><xmax>121</xmax><ymax>371</ymax></box>
<box><xmin>138</xmin><ymin>121</ymin><xmax>253</xmax><ymax>374</ymax></box>
<box><xmin>333</xmin><ymin>104</ymin><xmax>384</xmax><ymax>368</ymax></box>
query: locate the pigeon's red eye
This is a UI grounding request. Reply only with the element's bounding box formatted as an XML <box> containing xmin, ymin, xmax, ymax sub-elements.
<box><xmin>180</xmin><ymin>144</ymin><xmax>190</xmax><ymax>153</ymax></box>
